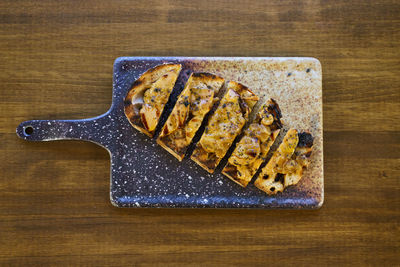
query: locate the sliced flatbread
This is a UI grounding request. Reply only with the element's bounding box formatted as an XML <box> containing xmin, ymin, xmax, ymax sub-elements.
<box><xmin>221</xmin><ymin>99</ymin><xmax>283</xmax><ymax>187</ymax></box>
<box><xmin>124</xmin><ymin>63</ymin><xmax>182</xmax><ymax>137</ymax></box>
<box><xmin>191</xmin><ymin>81</ymin><xmax>259</xmax><ymax>173</ymax></box>
<box><xmin>157</xmin><ymin>73</ymin><xmax>225</xmax><ymax>161</ymax></box>
<box><xmin>254</xmin><ymin>129</ymin><xmax>314</xmax><ymax>195</ymax></box>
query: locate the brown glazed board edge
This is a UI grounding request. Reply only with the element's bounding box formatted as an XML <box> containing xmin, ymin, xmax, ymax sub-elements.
<box><xmin>16</xmin><ymin>57</ymin><xmax>324</xmax><ymax>209</ymax></box>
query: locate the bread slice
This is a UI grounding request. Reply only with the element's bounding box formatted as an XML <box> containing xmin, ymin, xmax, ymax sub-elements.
<box><xmin>221</xmin><ymin>99</ymin><xmax>283</xmax><ymax>187</ymax></box>
<box><xmin>124</xmin><ymin>63</ymin><xmax>182</xmax><ymax>137</ymax></box>
<box><xmin>191</xmin><ymin>81</ymin><xmax>259</xmax><ymax>173</ymax></box>
<box><xmin>157</xmin><ymin>73</ymin><xmax>225</xmax><ymax>161</ymax></box>
<box><xmin>254</xmin><ymin>129</ymin><xmax>314</xmax><ymax>195</ymax></box>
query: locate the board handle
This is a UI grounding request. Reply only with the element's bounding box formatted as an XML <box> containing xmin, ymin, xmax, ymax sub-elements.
<box><xmin>16</xmin><ymin>112</ymin><xmax>112</xmax><ymax>148</ymax></box>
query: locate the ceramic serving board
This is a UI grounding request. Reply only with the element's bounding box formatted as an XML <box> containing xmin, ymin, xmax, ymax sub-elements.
<box><xmin>17</xmin><ymin>57</ymin><xmax>324</xmax><ymax>209</ymax></box>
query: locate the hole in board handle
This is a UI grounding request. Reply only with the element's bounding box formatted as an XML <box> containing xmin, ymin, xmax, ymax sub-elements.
<box><xmin>23</xmin><ymin>126</ymin><xmax>34</xmax><ymax>136</ymax></box>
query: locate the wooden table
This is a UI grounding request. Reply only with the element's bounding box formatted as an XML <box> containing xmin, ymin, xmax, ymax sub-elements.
<box><xmin>1</xmin><ymin>1</ymin><xmax>399</xmax><ymax>265</ymax></box>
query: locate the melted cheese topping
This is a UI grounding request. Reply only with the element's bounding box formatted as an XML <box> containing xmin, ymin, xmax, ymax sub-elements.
<box><xmin>139</xmin><ymin>70</ymin><xmax>179</xmax><ymax>132</ymax></box>
<box><xmin>160</xmin><ymin>76</ymin><xmax>220</xmax><ymax>150</ymax></box>
<box><xmin>283</xmin><ymin>145</ymin><xmax>312</xmax><ymax>186</ymax></box>
<box><xmin>200</xmin><ymin>89</ymin><xmax>246</xmax><ymax>158</ymax></box>
<box><xmin>266</xmin><ymin>129</ymin><xmax>299</xmax><ymax>174</ymax></box>
<box><xmin>185</xmin><ymin>86</ymin><xmax>215</xmax><ymax>141</ymax></box>
<box><xmin>227</xmin><ymin>104</ymin><xmax>275</xmax><ymax>181</ymax></box>
<box><xmin>255</xmin><ymin>129</ymin><xmax>301</xmax><ymax>194</ymax></box>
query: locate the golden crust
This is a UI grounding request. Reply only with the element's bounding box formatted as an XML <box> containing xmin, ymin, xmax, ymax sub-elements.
<box><xmin>227</xmin><ymin>81</ymin><xmax>259</xmax><ymax>109</ymax></box>
<box><xmin>222</xmin><ymin>129</ymin><xmax>280</xmax><ymax>187</ymax></box>
<box><xmin>157</xmin><ymin>72</ymin><xmax>225</xmax><ymax>161</ymax></box>
<box><xmin>156</xmin><ymin>138</ymin><xmax>185</xmax><ymax>161</ymax></box>
<box><xmin>190</xmin><ymin>147</ymin><xmax>218</xmax><ymax>173</ymax></box>
<box><xmin>191</xmin><ymin>81</ymin><xmax>259</xmax><ymax>173</ymax></box>
<box><xmin>254</xmin><ymin>129</ymin><xmax>314</xmax><ymax>195</ymax></box>
<box><xmin>130</xmin><ymin>122</ymin><xmax>153</xmax><ymax>137</ymax></box>
<box><xmin>124</xmin><ymin>63</ymin><xmax>182</xmax><ymax>137</ymax></box>
<box><xmin>221</xmin><ymin>99</ymin><xmax>283</xmax><ymax>187</ymax></box>
<box><xmin>221</xmin><ymin>167</ymin><xmax>249</xmax><ymax>187</ymax></box>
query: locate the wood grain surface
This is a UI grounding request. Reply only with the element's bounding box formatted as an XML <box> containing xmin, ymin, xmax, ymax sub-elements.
<box><xmin>1</xmin><ymin>0</ymin><xmax>399</xmax><ymax>266</ymax></box>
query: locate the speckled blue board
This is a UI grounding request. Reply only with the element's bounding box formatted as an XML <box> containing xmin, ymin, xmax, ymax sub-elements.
<box><xmin>17</xmin><ymin>57</ymin><xmax>324</xmax><ymax>209</ymax></box>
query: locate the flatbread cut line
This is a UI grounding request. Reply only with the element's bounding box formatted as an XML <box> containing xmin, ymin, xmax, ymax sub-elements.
<box><xmin>157</xmin><ymin>72</ymin><xmax>225</xmax><ymax>161</ymax></box>
<box><xmin>191</xmin><ymin>81</ymin><xmax>259</xmax><ymax>173</ymax></box>
<box><xmin>221</xmin><ymin>98</ymin><xmax>283</xmax><ymax>187</ymax></box>
<box><xmin>124</xmin><ymin>63</ymin><xmax>182</xmax><ymax>137</ymax></box>
<box><xmin>254</xmin><ymin>129</ymin><xmax>314</xmax><ymax>195</ymax></box>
